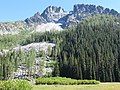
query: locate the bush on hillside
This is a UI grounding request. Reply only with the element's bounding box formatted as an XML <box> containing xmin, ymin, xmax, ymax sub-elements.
<box><xmin>0</xmin><ymin>79</ymin><xmax>32</xmax><ymax>90</ymax></box>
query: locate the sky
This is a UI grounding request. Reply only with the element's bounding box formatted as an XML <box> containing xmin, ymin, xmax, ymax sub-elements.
<box><xmin>0</xmin><ymin>0</ymin><xmax>120</xmax><ymax>22</ymax></box>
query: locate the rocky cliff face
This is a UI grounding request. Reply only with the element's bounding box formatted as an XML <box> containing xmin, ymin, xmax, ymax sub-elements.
<box><xmin>41</xmin><ymin>6</ymin><xmax>68</xmax><ymax>22</ymax></box>
<box><xmin>24</xmin><ymin>4</ymin><xmax>120</xmax><ymax>28</ymax></box>
<box><xmin>58</xmin><ymin>4</ymin><xmax>120</xmax><ymax>28</ymax></box>
<box><xmin>0</xmin><ymin>4</ymin><xmax>120</xmax><ymax>34</ymax></box>
<box><xmin>0</xmin><ymin>21</ymin><xmax>27</xmax><ymax>35</ymax></box>
<box><xmin>0</xmin><ymin>42</ymin><xmax>56</xmax><ymax>78</ymax></box>
<box><xmin>25</xmin><ymin>12</ymin><xmax>47</xmax><ymax>25</ymax></box>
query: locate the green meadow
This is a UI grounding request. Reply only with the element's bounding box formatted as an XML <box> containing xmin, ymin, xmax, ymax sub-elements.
<box><xmin>33</xmin><ymin>83</ymin><xmax>120</xmax><ymax>90</ymax></box>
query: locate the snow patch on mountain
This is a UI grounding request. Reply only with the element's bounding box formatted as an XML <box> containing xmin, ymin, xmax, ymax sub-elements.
<box><xmin>35</xmin><ymin>23</ymin><xmax>63</xmax><ymax>32</ymax></box>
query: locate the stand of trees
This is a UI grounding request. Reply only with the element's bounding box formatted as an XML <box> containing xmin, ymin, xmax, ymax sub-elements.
<box><xmin>57</xmin><ymin>15</ymin><xmax>120</xmax><ymax>82</ymax></box>
<box><xmin>21</xmin><ymin>15</ymin><xmax>120</xmax><ymax>82</ymax></box>
<box><xmin>0</xmin><ymin>49</ymin><xmax>36</xmax><ymax>80</ymax></box>
<box><xmin>1</xmin><ymin>14</ymin><xmax>120</xmax><ymax>82</ymax></box>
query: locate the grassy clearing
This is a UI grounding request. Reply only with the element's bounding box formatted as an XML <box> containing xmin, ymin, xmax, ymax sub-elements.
<box><xmin>33</xmin><ymin>83</ymin><xmax>120</xmax><ymax>90</ymax></box>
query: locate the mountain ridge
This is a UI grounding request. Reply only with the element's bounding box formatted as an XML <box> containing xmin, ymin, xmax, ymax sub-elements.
<box><xmin>0</xmin><ymin>4</ymin><xmax>120</xmax><ymax>34</ymax></box>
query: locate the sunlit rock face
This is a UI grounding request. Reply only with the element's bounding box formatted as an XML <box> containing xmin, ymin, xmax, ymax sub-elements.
<box><xmin>13</xmin><ymin>42</ymin><xmax>55</xmax><ymax>78</ymax></box>
<box><xmin>0</xmin><ymin>42</ymin><xmax>56</xmax><ymax>78</ymax></box>
<box><xmin>0</xmin><ymin>21</ymin><xmax>26</xmax><ymax>35</ymax></box>
<box><xmin>13</xmin><ymin>42</ymin><xmax>55</xmax><ymax>53</ymax></box>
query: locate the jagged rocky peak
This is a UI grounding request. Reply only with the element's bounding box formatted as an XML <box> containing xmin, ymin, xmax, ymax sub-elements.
<box><xmin>96</xmin><ymin>5</ymin><xmax>104</xmax><ymax>13</ymax></box>
<box><xmin>34</xmin><ymin>12</ymin><xmax>41</xmax><ymax>17</ymax></box>
<box><xmin>73</xmin><ymin>4</ymin><xmax>97</xmax><ymax>13</ymax></box>
<box><xmin>58</xmin><ymin>4</ymin><xmax>120</xmax><ymax>28</ymax></box>
<box><xmin>0</xmin><ymin>4</ymin><xmax>120</xmax><ymax>34</ymax></box>
<box><xmin>41</xmin><ymin>6</ymin><xmax>68</xmax><ymax>22</ymax></box>
<box><xmin>25</xmin><ymin>12</ymin><xmax>47</xmax><ymax>25</ymax></box>
<box><xmin>44</xmin><ymin>6</ymin><xmax>65</xmax><ymax>13</ymax></box>
<box><xmin>73</xmin><ymin>4</ymin><xmax>119</xmax><ymax>15</ymax></box>
<box><xmin>73</xmin><ymin>4</ymin><xmax>108</xmax><ymax>14</ymax></box>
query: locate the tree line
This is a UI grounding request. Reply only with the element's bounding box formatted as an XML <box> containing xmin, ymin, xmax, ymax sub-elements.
<box><xmin>22</xmin><ymin>14</ymin><xmax>120</xmax><ymax>82</ymax></box>
<box><xmin>1</xmin><ymin>14</ymin><xmax>120</xmax><ymax>82</ymax></box>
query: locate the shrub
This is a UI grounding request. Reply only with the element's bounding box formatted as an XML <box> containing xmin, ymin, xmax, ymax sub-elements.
<box><xmin>0</xmin><ymin>79</ymin><xmax>32</xmax><ymax>90</ymax></box>
<box><xmin>35</xmin><ymin>77</ymin><xmax>100</xmax><ymax>85</ymax></box>
<box><xmin>77</xmin><ymin>80</ymin><xmax>100</xmax><ymax>85</ymax></box>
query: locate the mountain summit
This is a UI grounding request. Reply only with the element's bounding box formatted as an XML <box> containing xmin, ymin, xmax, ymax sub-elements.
<box><xmin>0</xmin><ymin>4</ymin><xmax>120</xmax><ymax>34</ymax></box>
<box><xmin>41</xmin><ymin>6</ymin><xmax>68</xmax><ymax>22</ymax></box>
<box><xmin>25</xmin><ymin>4</ymin><xmax>120</xmax><ymax>28</ymax></box>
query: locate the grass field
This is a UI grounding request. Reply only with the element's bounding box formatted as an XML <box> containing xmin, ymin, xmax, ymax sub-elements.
<box><xmin>33</xmin><ymin>83</ymin><xmax>120</xmax><ymax>90</ymax></box>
